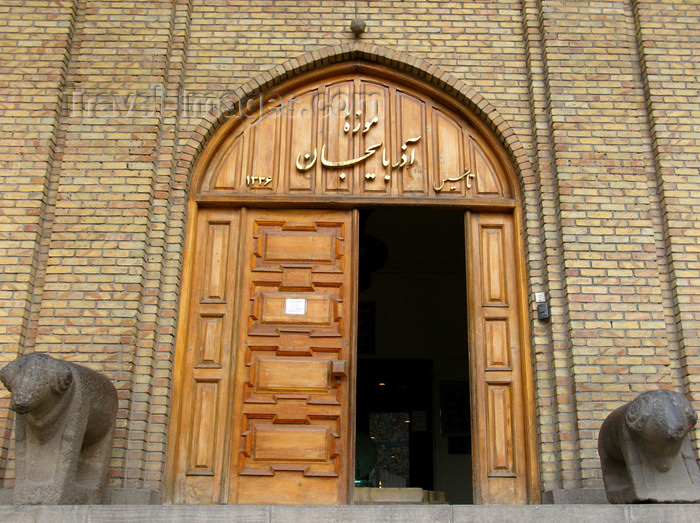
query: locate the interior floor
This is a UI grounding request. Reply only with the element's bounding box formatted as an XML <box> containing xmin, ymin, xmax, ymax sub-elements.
<box><xmin>355</xmin><ymin>207</ymin><xmax>473</xmax><ymax>504</ymax></box>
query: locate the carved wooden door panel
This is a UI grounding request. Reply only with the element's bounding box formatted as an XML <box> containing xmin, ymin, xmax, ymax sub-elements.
<box><xmin>467</xmin><ymin>212</ymin><xmax>529</xmax><ymax>504</ymax></box>
<box><xmin>169</xmin><ymin>208</ymin><xmax>241</xmax><ymax>503</ymax></box>
<box><xmin>227</xmin><ymin>209</ymin><xmax>355</xmax><ymax>504</ymax></box>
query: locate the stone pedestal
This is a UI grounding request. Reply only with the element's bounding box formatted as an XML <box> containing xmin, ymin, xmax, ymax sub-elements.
<box><xmin>353</xmin><ymin>487</ymin><xmax>447</xmax><ymax>504</ymax></box>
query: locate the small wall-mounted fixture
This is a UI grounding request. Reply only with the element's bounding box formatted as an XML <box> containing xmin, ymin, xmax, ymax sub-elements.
<box><xmin>535</xmin><ymin>292</ymin><xmax>550</xmax><ymax>321</ymax></box>
<box><xmin>350</xmin><ymin>19</ymin><xmax>366</xmax><ymax>37</ymax></box>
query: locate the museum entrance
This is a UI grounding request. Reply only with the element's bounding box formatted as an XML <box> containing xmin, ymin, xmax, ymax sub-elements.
<box><xmin>165</xmin><ymin>62</ymin><xmax>537</xmax><ymax>505</ymax></box>
<box><xmin>355</xmin><ymin>208</ymin><xmax>472</xmax><ymax>504</ymax></box>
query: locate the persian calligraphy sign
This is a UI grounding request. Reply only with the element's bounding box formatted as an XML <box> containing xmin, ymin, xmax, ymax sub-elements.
<box><xmin>196</xmin><ymin>71</ymin><xmax>513</xmax><ymax>202</ymax></box>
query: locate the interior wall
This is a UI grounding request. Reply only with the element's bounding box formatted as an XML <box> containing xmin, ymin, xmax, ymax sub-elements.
<box><xmin>359</xmin><ymin>208</ymin><xmax>467</xmax><ymax>359</ymax></box>
<box><xmin>358</xmin><ymin>208</ymin><xmax>471</xmax><ymax>503</ymax></box>
<box><xmin>433</xmin><ymin>358</ymin><xmax>472</xmax><ymax>504</ymax></box>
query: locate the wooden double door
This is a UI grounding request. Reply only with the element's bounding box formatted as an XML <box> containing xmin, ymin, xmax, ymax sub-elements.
<box><xmin>168</xmin><ymin>207</ymin><xmax>531</xmax><ymax>505</ymax></box>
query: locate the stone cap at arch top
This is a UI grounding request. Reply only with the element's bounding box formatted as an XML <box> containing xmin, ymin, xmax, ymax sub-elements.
<box><xmin>179</xmin><ymin>43</ymin><xmax>530</xmax><ymax>204</ymax></box>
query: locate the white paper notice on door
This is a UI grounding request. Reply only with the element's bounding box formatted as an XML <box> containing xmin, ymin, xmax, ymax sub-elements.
<box><xmin>285</xmin><ymin>298</ymin><xmax>306</xmax><ymax>315</ymax></box>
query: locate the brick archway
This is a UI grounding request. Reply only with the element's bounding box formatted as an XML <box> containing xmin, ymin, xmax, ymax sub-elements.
<box><xmin>166</xmin><ymin>54</ymin><xmax>539</xmax><ymax>505</ymax></box>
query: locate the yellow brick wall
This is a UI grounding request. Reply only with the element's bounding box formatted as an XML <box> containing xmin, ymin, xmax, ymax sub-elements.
<box><xmin>634</xmin><ymin>0</ymin><xmax>700</xmax><ymax>437</ymax></box>
<box><xmin>0</xmin><ymin>0</ymin><xmax>697</xmax><ymax>496</ymax></box>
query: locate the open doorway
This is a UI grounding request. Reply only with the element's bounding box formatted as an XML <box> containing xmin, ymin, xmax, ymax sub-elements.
<box><xmin>355</xmin><ymin>208</ymin><xmax>473</xmax><ymax>504</ymax></box>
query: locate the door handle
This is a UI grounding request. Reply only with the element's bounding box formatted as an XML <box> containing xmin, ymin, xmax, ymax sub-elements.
<box><xmin>331</xmin><ymin>360</ymin><xmax>347</xmax><ymax>378</ymax></box>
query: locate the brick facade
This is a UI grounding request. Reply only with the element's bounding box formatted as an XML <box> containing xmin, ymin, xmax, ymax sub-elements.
<box><xmin>0</xmin><ymin>0</ymin><xmax>698</xmax><ymax>497</ymax></box>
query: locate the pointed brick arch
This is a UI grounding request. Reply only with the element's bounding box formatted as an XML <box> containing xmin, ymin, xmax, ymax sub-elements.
<box><xmin>176</xmin><ymin>43</ymin><xmax>533</xmax><ymax>198</ymax></box>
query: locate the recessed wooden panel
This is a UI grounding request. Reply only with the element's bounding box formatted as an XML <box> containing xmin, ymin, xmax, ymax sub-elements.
<box><xmin>252</xmin><ymin>425</ymin><xmax>330</xmax><ymax>462</ymax></box>
<box><xmin>202</xmin><ymin>222</ymin><xmax>231</xmax><ymax>302</ymax></box>
<box><xmin>255</xmin><ymin>358</ymin><xmax>331</xmax><ymax>391</ymax></box>
<box><xmin>474</xmin><ymin>143</ymin><xmax>503</xmax><ymax>196</ymax></box>
<box><xmin>481</xmin><ymin>225</ymin><xmax>506</xmax><ymax>305</ymax></box>
<box><xmin>263</xmin><ymin>231</ymin><xmax>335</xmax><ymax>263</ymax></box>
<box><xmin>259</xmin><ymin>293</ymin><xmax>333</xmax><ymax>326</ymax></box>
<box><xmin>196</xmin><ymin>315</ymin><xmax>224</xmax><ymax>367</ymax></box>
<box><xmin>323</xmin><ymin>81</ymin><xmax>354</xmax><ymax>193</ymax></box>
<box><xmin>236</xmin><ymin>476</ymin><xmax>340</xmax><ymax>505</ymax></box>
<box><xmin>246</xmin><ymin>112</ymin><xmax>281</xmax><ymax>192</ymax></box>
<box><xmin>187</xmin><ymin>381</ymin><xmax>220</xmax><ymax>475</ymax></box>
<box><xmin>485</xmin><ymin>318</ymin><xmax>511</xmax><ymax>369</ymax></box>
<box><xmin>287</xmin><ymin>90</ymin><xmax>318</xmax><ymax>192</ymax></box>
<box><xmin>433</xmin><ymin>109</ymin><xmax>465</xmax><ymax>196</ymax></box>
<box><xmin>396</xmin><ymin>91</ymin><xmax>427</xmax><ymax>194</ymax></box>
<box><xmin>245</xmin><ymin>347</ymin><xmax>343</xmax><ymax>406</ymax></box>
<box><xmin>212</xmin><ymin>138</ymin><xmax>243</xmax><ymax>191</ymax></box>
<box><xmin>359</xmin><ymin>81</ymin><xmax>390</xmax><ymax>194</ymax></box>
<box><xmin>486</xmin><ymin>384</ymin><xmax>515</xmax><ymax>476</ymax></box>
<box><xmin>280</xmin><ymin>267</ymin><xmax>314</xmax><ymax>290</ymax></box>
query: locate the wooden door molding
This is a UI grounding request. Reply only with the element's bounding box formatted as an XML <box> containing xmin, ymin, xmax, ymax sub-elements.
<box><xmin>228</xmin><ymin>209</ymin><xmax>355</xmax><ymax>504</ymax></box>
<box><xmin>166</xmin><ymin>208</ymin><xmax>356</xmax><ymax>505</ymax></box>
<box><xmin>467</xmin><ymin>211</ymin><xmax>537</xmax><ymax>504</ymax></box>
<box><xmin>166</xmin><ymin>207</ymin><xmax>244</xmax><ymax>503</ymax></box>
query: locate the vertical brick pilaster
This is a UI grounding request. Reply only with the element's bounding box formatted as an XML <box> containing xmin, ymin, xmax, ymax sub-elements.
<box><xmin>633</xmin><ymin>0</ymin><xmax>700</xmax><ymax>452</ymax></box>
<box><xmin>31</xmin><ymin>1</ymin><xmax>175</xmax><ymax>487</ymax></box>
<box><xmin>522</xmin><ymin>0</ymin><xmax>579</xmax><ymax>491</ymax></box>
<box><xmin>0</xmin><ymin>0</ymin><xmax>78</xmax><ymax>485</ymax></box>
<box><xmin>540</xmin><ymin>0</ymin><xmax>673</xmax><ymax>486</ymax></box>
<box><xmin>126</xmin><ymin>0</ymin><xmax>194</xmax><ymax>490</ymax></box>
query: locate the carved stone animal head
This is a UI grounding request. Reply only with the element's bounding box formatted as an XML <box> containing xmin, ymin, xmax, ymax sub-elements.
<box><xmin>0</xmin><ymin>354</ymin><xmax>73</xmax><ymax>415</ymax></box>
<box><xmin>625</xmin><ymin>389</ymin><xmax>697</xmax><ymax>472</ymax></box>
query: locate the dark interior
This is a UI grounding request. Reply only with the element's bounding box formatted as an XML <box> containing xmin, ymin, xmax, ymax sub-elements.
<box><xmin>355</xmin><ymin>207</ymin><xmax>473</xmax><ymax>503</ymax></box>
